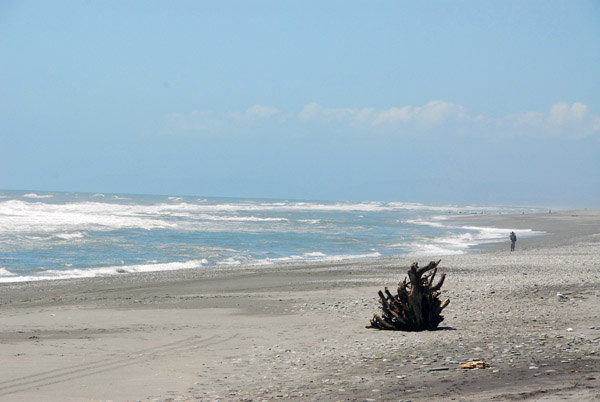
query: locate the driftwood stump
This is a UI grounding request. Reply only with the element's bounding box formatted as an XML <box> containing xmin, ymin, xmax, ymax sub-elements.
<box><xmin>367</xmin><ymin>260</ymin><xmax>450</xmax><ymax>331</ymax></box>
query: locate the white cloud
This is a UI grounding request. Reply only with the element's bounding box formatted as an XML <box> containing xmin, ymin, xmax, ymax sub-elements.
<box><xmin>548</xmin><ymin>102</ymin><xmax>587</xmax><ymax>126</ymax></box>
<box><xmin>165</xmin><ymin>101</ymin><xmax>599</xmax><ymax>138</ymax></box>
<box><xmin>371</xmin><ymin>106</ymin><xmax>412</xmax><ymax>125</ymax></box>
<box><xmin>298</xmin><ymin>100</ymin><xmax>467</xmax><ymax>128</ymax></box>
<box><xmin>299</xmin><ymin>103</ymin><xmax>358</xmax><ymax>122</ymax></box>
<box><xmin>412</xmin><ymin>101</ymin><xmax>468</xmax><ymax>126</ymax></box>
<box><xmin>244</xmin><ymin>104</ymin><xmax>279</xmax><ymax>119</ymax></box>
<box><xmin>512</xmin><ymin>102</ymin><xmax>600</xmax><ymax>138</ymax></box>
<box><xmin>517</xmin><ymin>111</ymin><xmax>544</xmax><ymax>126</ymax></box>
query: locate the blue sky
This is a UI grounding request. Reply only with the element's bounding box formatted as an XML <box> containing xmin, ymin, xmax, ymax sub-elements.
<box><xmin>1</xmin><ymin>0</ymin><xmax>599</xmax><ymax>207</ymax></box>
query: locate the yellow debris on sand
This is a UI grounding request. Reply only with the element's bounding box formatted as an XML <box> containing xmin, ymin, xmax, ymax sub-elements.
<box><xmin>460</xmin><ymin>360</ymin><xmax>490</xmax><ymax>369</ymax></box>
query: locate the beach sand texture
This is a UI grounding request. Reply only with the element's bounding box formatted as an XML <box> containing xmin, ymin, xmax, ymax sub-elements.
<box><xmin>0</xmin><ymin>211</ymin><xmax>599</xmax><ymax>401</ymax></box>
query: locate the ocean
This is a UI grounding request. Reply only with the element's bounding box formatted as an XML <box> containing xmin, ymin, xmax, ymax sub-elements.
<box><xmin>0</xmin><ymin>190</ymin><xmax>545</xmax><ymax>282</ymax></box>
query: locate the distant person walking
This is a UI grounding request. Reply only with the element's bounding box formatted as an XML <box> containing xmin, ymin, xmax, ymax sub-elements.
<box><xmin>510</xmin><ymin>231</ymin><xmax>517</xmax><ymax>251</ymax></box>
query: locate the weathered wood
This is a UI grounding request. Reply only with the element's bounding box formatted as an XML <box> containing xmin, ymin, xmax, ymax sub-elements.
<box><xmin>367</xmin><ymin>260</ymin><xmax>450</xmax><ymax>331</ymax></box>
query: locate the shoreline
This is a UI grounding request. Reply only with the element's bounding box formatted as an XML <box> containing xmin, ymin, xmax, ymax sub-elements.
<box><xmin>448</xmin><ymin>209</ymin><xmax>600</xmax><ymax>250</ymax></box>
<box><xmin>0</xmin><ymin>210</ymin><xmax>599</xmax><ymax>401</ymax></box>
<box><xmin>0</xmin><ymin>208</ymin><xmax>572</xmax><ymax>285</ymax></box>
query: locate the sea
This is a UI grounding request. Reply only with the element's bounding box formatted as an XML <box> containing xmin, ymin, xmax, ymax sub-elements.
<box><xmin>0</xmin><ymin>190</ymin><xmax>545</xmax><ymax>283</ymax></box>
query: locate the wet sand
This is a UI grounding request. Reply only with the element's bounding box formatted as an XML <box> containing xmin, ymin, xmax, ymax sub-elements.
<box><xmin>0</xmin><ymin>210</ymin><xmax>599</xmax><ymax>401</ymax></box>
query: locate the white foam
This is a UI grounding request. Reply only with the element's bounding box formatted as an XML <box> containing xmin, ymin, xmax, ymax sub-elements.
<box><xmin>0</xmin><ymin>197</ymin><xmax>541</xmax><ymax>236</ymax></box>
<box><xmin>404</xmin><ymin>219</ymin><xmax>545</xmax><ymax>257</ymax></box>
<box><xmin>404</xmin><ymin>219</ymin><xmax>447</xmax><ymax>228</ymax></box>
<box><xmin>0</xmin><ymin>267</ymin><xmax>16</xmax><ymax>277</ymax></box>
<box><xmin>23</xmin><ymin>193</ymin><xmax>53</xmax><ymax>199</ymax></box>
<box><xmin>161</xmin><ymin>200</ymin><xmax>402</xmax><ymax>213</ymax></box>
<box><xmin>298</xmin><ymin>219</ymin><xmax>321</xmax><ymax>224</ymax></box>
<box><xmin>197</xmin><ymin>214</ymin><xmax>288</xmax><ymax>223</ymax></box>
<box><xmin>215</xmin><ymin>251</ymin><xmax>382</xmax><ymax>267</ymax></box>
<box><xmin>0</xmin><ymin>199</ymin><xmax>310</xmax><ymax>238</ymax></box>
<box><xmin>302</xmin><ymin>251</ymin><xmax>327</xmax><ymax>258</ymax></box>
<box><xmin>0</xmin><ymin>194</ymin><xmax>549</xmax><ymax>282</ymax></box>
<box><xmin>406</xmin><ymin>244</ymin><xmax>466</xmax><ymax>257</ymax></box>
<box><xmin>0</xmin><ymin>260</ymin><xmax>205</xmax><ymax>283</ymax></box>
<box><xmin>54</xmin><ymin>232</ymin><xmax>86</xmax><ymax>240</ymax></box>
<box><xmin>0</xmin><ymin>200</ymin><xmax>176</xmax><ymax>234</ymax></box>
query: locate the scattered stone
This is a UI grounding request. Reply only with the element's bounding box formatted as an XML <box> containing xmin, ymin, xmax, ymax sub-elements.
<box><xmin>427</xmin><ymin>367</ymin><xmax>450</xmax><ymax>372</ymax></box>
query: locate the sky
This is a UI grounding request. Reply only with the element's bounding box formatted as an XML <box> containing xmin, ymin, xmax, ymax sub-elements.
<box><xmin>1</xmin><ymin>0</ymin><xmax>599</xmax><ymax>207</ymax></box>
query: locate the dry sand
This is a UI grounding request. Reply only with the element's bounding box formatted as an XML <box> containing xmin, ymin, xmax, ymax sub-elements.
<box><xmin>0</xmin><ymin>210</ymin><xmax>599</xmax><ymax>402</ymax></box>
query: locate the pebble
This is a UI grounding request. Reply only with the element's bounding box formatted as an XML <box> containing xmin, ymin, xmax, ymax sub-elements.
<box><xmin>427</xmin><ymin>367</ymin><xmax>450</xmax><ymax>372</ymax></box>
<box><xmin>176</xmin><ymin>248</ymin><xmax>600</xmax><ymax>402</ymax></box>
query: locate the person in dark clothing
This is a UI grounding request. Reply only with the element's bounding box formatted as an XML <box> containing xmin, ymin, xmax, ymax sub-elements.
<box><xmin>510</xmin><ymin>231</ymin><xmax>517</xmax><ymax>251</ymax></box>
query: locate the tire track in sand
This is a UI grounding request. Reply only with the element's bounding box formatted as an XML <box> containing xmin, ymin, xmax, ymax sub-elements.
<box><xmin>0</xmin><ymin>333</ymin><xmax>237</xmax><ymax>397</ymax></box>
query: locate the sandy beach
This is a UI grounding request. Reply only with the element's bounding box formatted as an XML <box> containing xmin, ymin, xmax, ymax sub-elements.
<box><xmin>1</xmin><ymin>210</ymin><xmax>599</xmax><ymax>402</ymax></box>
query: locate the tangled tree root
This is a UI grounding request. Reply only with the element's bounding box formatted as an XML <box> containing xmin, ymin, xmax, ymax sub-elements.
<box><xmin>367</xmin><ymin>260</ymin><xmax>450</xmax><ymax>331</ymax></box>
